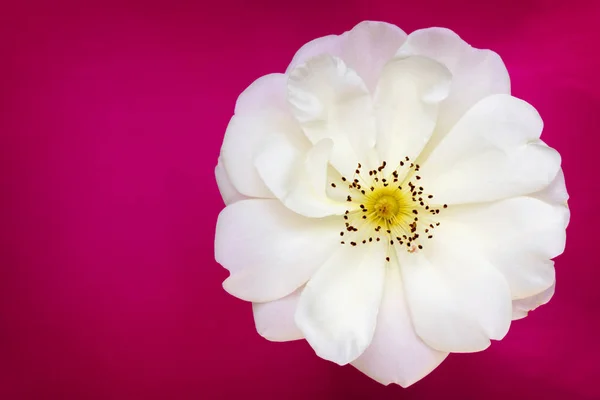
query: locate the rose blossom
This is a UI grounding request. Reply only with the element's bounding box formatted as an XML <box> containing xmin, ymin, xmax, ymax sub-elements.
<box><xmin>214</xmin><ymin>21</ymin><xmax>568</xmax><ymax>386</ymax></box>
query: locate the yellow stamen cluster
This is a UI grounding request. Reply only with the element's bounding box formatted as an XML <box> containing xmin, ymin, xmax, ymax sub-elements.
<box><xmin>331</xmin><ymin>158</ymin><xmax>447</xmax><ymax>261</ymax></box>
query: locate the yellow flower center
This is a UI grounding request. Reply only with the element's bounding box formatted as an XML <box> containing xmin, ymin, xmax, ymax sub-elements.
<box><xmin>333</xmin><ymin>158</ymin><xmax>447</xmax><ymax>260</ymax></box>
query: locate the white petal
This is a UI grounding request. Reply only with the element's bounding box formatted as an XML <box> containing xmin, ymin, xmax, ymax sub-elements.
<box><xmin>398</xmin><ymin>231</ymin><xmax>512</xmax><ymax>353</ymax></box>
<box><xmin>445</xmin><ymin>197</ymin><xmax>566</xmax><ymax>299</ymax></box>
<box><xmin>534</xmin><ymin>168</ymin><xmax>568</xmax><ymax>205</ymax></box>
<box><xmin>255</xmin><ymin>137</ymin><xmax>347</xmax><ymax>217</ymax></box>
<box><xmin>215</xmin><ymin>199</ymin><xmax>339</xmax><ymax>302</ymax></box>
<box><xmin>215</xmin><ymin>156</ymin><xmax>247</xmax><ymax>205</ymax></box>
<box><xmin>396</xmin><ymin>27</ymin><xmax>510</xmax><ymax>160</ymax></box>
<box><xmin>296</xmin><ymin>244</ymin><xmax>386</xmax><ymax>365</ymax></box>
<box><xmin>221</xmin><ymin>74</ymin><xmax>306</xmax><ymax>198</ymax></box>
<box><xmin>286</xmin><ymin>21</ymin><xmax>406</xmax><ymax>93</ymax></box>
<box><xmin>339</xmin><ymin>21</ymin><xmax>407</xmax><ymax>92</ymax></box>
<box><xmin>253</xmin><ymin>287</ymin><xmax>304</xmax><ymax>341</ymax></box>
<box><xmin>352</xmin><ymin>264</ymin><xmax>448</xmax><ymax>387</ymax></box>
<box><xmin>287</xmin><ymin>55</ymin><xmax>376</xmax><ymax>177</ymax></box>
<box><xmin>286</xmin><ymin>35</ymin><xmax>342</xmax><ymax>74</ymax></box>
<box><xmin>374</xmin><ymin>56</ymin><xmax>451</xmax><ymax>169</ymax></box>
<box><xmin>512</xmin><ymin>282</ymin><xmax>555</xmax><ymax>320</ymax></box>
<box><xmin>419</xmin><ymin>94</ymin><xmax>561</xmax><ymax>204</ymax></box>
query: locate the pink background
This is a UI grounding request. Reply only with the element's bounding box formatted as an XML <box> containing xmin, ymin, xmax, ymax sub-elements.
<box><xmin>1</xmin><ymin>1</ymin><xmax>599</xmax><ymax>398</ymax></box>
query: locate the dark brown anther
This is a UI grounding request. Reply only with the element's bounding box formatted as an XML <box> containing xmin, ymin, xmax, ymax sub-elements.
<box><xmin>341</xmin><ymin>177</ymin><xmax>347</xmax><ymax>181</ymax></box>
<box><xmin>418</xmin><ymin>245</ymin><xmax>423</xmax><ymax>249</ymax></box>
<box><xmin>351</xmin><ymin>242</ymin><xmax>357</xmax><ymax>246</ymax></box>
<box><xmin>386</xmin><ymin>257</ymin><xmax>390</xmax><ymax>262</ymax></box>
<box><xmin>347</xmin><ymin>195</ymin><xmax>352</xmax><ymax>202</ymax></box>
<box><xmin>331</xmin><ymin>183</ymin><xmax>336</xmax><ymax>188</ymax></box>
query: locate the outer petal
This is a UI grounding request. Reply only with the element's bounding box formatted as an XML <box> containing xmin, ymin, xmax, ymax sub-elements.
<box><xmin>419</xmin><ymin>94</ymin><xmax>561</xmax><ymax>204</ymax></box>
<box><xmin>444</xmin><ymin>197</ymin><xmax>567</xmax><ymax>299</ymax></box>
<box><xmin>512</xmin><ymin>282</ymin><xmax>555</xmax><ymax>320</ymax></box>
<box><xmin>215</xmin><ymin>156</ymin><xmax>247</xmax><ymax>205</ymax></box>
<box><xmin>215</xmin><ymin>199</ymin><xmax>339</xmax><ymax>302</ymax></box>
<box><xmin>286</xmin><ymin>35</ymin><xmax>342</xmax><ymax>74</ymax></box>
<box><xmin>398</xmin><ymin>229</ymin><xmax>512</xmax><ymax>353</ymax></box>
<box><xmin>252</xmin><ymin>287</ymin><xmax>304</xmax><ymax>342</ymax></box>
<box><xmin>255</xmin><ymin>137</ymin><xmax>347</xmax><ymax>218</ymax></box>
<box><xmin>374</xmin><ymin>56</ymin><xmax>451</xmax><ymax>169</ymax></box>
<box><xmin>287</xmin><ymin>21</ymin><xmax>407</xmax><ymax>93</ymax></box>
<box><xmin>534</xmin><ymin>168</ymin><xmax>570</xmax><ymax>211</ymax></box>
<box><xmin>296</xmin><ymin>244</ymin><xmax>386</xmax><ymax>365</ymax></box>
<box><xmin>509</xmin><ymin>169</ymin><xmax>568</xmax><ymax>319</ymax></box>
<box><xmin>287</xmin><ymin>54</ymin><xmax>376</xmax><ymax>177</ymax></box>
<box><xmin>221</xmin><ymin>74</ymin><xmax>307</xmax><ymax>198</ymax></box>
<box><xmin>396</xmin><ymin>27</ymin><xmax>511</xmax><ymax>160</ymax></box>
<box><xmin>352</xmin><ymin>264</ymin><xmax>448</xmax><ymax>387</ymax></box>
<box><xmin>339</xmin><ymin>21</ymin><xmax>407</xmax><ymax>92</ymax></box>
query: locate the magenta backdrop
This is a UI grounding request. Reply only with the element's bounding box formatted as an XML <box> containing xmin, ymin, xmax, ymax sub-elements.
<box><xmin>1</xmin><ymin>1</ymin><xmax>599</xmax><ymax>399</ymax></box>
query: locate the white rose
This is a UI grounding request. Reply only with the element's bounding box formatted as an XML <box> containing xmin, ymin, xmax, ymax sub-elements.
<box><xmin>214</xmin><ymin>21</ymin><xmax>569</xmax><ymax>387</ymax></box>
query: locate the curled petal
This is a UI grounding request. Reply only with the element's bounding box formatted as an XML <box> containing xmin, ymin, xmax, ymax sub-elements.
<box><xmin>287</xmin><ymin>21</ymin><xmax>406</xmax><ymax>93</ymax></box>
<box><xmin>374</xmin><ymin>55</ymin><xmax>451</xmax><ymax>169</ymax></box>
<box><xmin>396</xmin><ymin>27</ymin><xmax>511</xmax><ymax>160</ymax></box>
<box><xmin>221</xmin><ymin>74</ymin><xmax>306</xmax><ymax>198</ymax></box>
<box><xmin>287</xmin><ymin>54</ymin><xmax>376</xmax><ymax>177</ymax></box>
<box><xmin>255</xmin><ymin>137</ymin><xmax>347</xmax><ymax>218</ymax></box>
